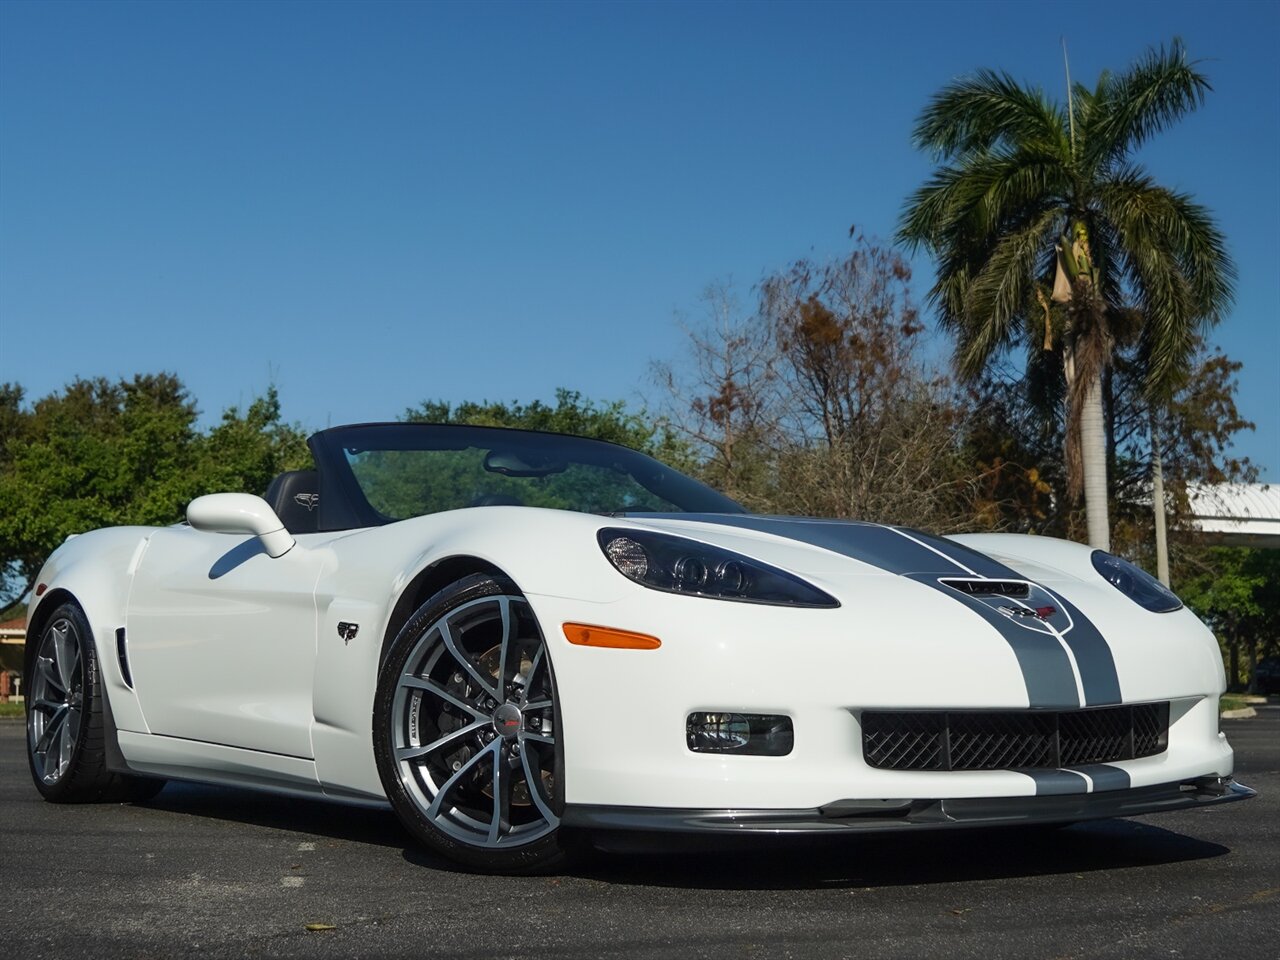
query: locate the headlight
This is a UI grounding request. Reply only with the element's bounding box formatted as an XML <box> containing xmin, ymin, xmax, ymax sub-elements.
<box><xmin>1091</xmin><ymin>551</ymin><xmax>1182</xmax><ymax>613</ymax></box>
<box><xmin>598</xmin><ymin>527</ymin><xmax>838</xmax><ymax>608</ymax></box>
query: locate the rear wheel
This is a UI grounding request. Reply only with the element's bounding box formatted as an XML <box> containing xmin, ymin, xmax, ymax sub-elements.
<box><xmin>26</xmin><ymin>601</ymin><xmax>165</xmax><ymax>803</ymax></box>
<box><xmin>373</xmin><ymin>574</ymin><xmax>571</xmax><ymax>873</ymax></box>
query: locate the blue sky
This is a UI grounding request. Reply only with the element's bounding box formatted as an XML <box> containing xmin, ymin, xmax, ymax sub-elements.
<box><xmin>1</xmin><ymin>0</ymin><xmax>1276</xmax><ymax>478</ymax></box>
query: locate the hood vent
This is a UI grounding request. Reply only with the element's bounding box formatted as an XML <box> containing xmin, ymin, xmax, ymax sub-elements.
<box><xmin>939</xmin><ymin>578</ymin><xmax>1030</xmax><ymax>598</ymax></box>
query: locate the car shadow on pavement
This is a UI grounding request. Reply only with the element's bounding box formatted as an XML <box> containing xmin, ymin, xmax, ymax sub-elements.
<box><xmin>136</xmin><ymin>782</ymin><xmax>1231</xmax><ymax>889</ymax></box>
<box><xmin>138</xmin><ymin>781</ymin><xmax>412</xmax><ymax>849</ymax></box>
<box><xmin>563</xmin><ymin>818</ymin><xmax>1231</xmax><ymax>890</ymax></box>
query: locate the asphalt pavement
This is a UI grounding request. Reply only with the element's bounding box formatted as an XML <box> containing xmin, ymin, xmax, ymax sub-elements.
<box><xmin>2</xmin><ymin>705</ymin><xmax>1277</xmax><ymax>959</ymax></box>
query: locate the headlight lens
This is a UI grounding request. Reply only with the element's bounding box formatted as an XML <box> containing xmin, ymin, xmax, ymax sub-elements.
<box><xmin>1091</xmin><ymin>550</ymin><xmax>1183</xmax><ymax>613</ymax></box>
<box><xmin>598</xmin><ymin>527</ymin><xmax>838</xmax><ymax>607</ymax></box>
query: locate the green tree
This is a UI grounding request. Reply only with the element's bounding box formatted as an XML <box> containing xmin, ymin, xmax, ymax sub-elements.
<box><xmin>898</xmin><ymin>39</ymin><xmax>1235</xmax><ymax>550</ymax></box>
<box><xmin>1180</xmin><ymin>548</ymin><xmax>1280</xmax><ymax>690</ymax></box>
<box><xmin>0</xmin><ymin>375</ymin><xmax>308</xmax><ymax>606</ymax></box>
<box><xmin>404</xmin><ymin>388</ymin><xmax>692</xmax><ymax>467</ymax></box>
<box><xmin>197</xmin><ymin>387</ymin><xmax>313</xmax><ymax>497</ymax></box>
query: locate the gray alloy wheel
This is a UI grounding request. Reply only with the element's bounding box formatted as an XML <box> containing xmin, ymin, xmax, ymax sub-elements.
<box><xmin>25</xmin><ymin>601</ymin><xmax>166</xmax><ymax>804</ymax></box>
<box><xmin>382</xmin><ymin>582</ymin><xmax>564</xmax><ymax>863</ymax></box>
<box><xmin>28</xmin><ymin>614</ymin><xmax>85</xmax><ymax>785</ymax></box>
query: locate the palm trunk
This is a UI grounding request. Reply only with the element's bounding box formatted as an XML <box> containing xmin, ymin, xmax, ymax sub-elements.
<box><xmin>1079</xmin><ymin>366</ymin><xmax>1111</xmax><ymax>550</ymax></box>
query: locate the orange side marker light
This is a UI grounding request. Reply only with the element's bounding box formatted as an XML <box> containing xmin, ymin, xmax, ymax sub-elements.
<box><xmin>562</xmin><ymin>623</ymin><xmax>661</xmax><ymax>650</ymax></box>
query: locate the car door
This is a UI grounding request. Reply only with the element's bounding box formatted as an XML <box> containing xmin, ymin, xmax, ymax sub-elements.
<box><xmin>125</xmin><ymin>524</ymin><xmax>324</xmax><ymax>759</ymax></box>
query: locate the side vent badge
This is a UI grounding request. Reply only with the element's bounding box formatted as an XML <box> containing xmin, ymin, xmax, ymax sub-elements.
<box><xmin>337</xmin><ymin>622</ymin><xmax>359</xmax><ymax>644</ymax></box>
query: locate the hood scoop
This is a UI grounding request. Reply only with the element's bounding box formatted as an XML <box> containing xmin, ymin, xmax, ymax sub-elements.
<box><xmin>939</xmin><ymin>578</ymin><xmax>1030</xmax><ymax>598</ymax></box>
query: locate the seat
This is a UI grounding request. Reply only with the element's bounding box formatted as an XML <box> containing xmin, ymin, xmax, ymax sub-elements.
<box><xmin>263</xmin><ymin>470</ymin><xmax>321</xmax><ymax>534</ymax></box>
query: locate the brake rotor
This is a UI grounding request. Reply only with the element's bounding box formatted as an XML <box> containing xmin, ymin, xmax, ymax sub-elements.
<box><xmin>476</xmin><ymin>643</ymin><xmax>553</xmax><ymax>807</ymax></box>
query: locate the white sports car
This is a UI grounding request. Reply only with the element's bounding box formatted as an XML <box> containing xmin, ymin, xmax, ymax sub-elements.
<box><xmin>24</xmin><ymin>422</ymin><xmax>1253</xmax><ymax>872</ymax></box>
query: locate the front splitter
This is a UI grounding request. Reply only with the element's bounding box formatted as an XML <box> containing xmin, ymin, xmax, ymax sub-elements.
<box><xmin>561</xmin><ymin>777</ymin><xmax>1255</xmax><ymax>835</ymax></box>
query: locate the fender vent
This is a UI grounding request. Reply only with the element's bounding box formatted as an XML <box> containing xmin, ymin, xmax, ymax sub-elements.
<box><xmin>939</xmin><ymin>578</ymin><xmax>1030</xmax><ymax>598</ymax></box>
<box><xmin>115</xmin><ymin>627</ymin><xmax>134</xmax><ymax>689</ymax></box>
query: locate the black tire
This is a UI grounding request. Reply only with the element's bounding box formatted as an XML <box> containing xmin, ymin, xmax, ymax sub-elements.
<box><xmin>373</xmin><ymin>574</ymin><xmax>574</xmax><ymax>874</ymax></box>
<box><xmin>26</xmin><ymin>601</ymin><xmax>166</xmax><ymax>804</ymax></box>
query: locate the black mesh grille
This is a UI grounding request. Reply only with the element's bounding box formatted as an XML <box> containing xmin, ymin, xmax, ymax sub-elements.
<box><xmin>862</xmin><ymin>703</ymin><xmax>1169</xmax><ymax>771</ymax></box>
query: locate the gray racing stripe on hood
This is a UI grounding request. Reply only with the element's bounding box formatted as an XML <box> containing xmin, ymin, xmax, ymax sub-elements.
<box><xmin>652</xmin><ymin>514</ymin><xmax>1121</xmax><ymax>709</ymax></box>
<box><xmin>1029</xmin><ymin>592</ymin><xmax>1121</xmax><ymax>705</ymax></box>
<box><xmin>897</xmin><ymin>572</ymin><xmax>1079</xmax><ymax>708</ymax></box>
<box><xmin>870</xmin><ymin>525</ymin><xmax>1120</xmax><ymax>707</ymax></box>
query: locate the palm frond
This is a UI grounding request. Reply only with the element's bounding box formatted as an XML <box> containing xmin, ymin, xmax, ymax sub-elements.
<box><xmin>1099</xmin><ymin>165</ymin><xmax>1236</xmax><ymax>321</ymax></box>
<box><xmin>1108</xmin><ymin>223</ymin><xmax>1194</xmax><ymax>393</ymax></box>
<box><xmin>1084</xmin><ymin>38</ymin><xmax>1211</xmax><ymax>169</ymax></box>
<box><xmin>897</xmin><ymin>166</ymin><xmax>967</xmax><ymax>251</ymax></box>
<box><xmin>1084</xmin><ymin>214</ymin><xmax>1128</xmax><ymax>319</ymax></box>
<box><xmin>956</xmin><ymin>208</ymin><xmax>1061</xmax><ymax>379</ymax></box>
<box><xmin>899</xmin><ymin>148</ymin><xmax>1069</xmax><ymax>252</ymax></box>
<box><xmin>912</xmin><ymin>69</ymin><xmax>1068</xmax><ymax>160</ymax></box>
<box><xmin>927</xmin><ymin>246</ymin><xmax>981</xmax><ymax>331</ymax></box>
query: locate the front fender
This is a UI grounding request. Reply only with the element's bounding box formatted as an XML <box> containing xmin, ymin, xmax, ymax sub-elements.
<box><xmin>27</xmin><ymin>526</ymin><xmax>158</xmax><ymax>734</ymax></box>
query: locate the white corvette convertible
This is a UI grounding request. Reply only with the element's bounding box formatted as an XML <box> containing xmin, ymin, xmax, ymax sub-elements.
<box><xmin>25</xmin><ymin>422</ymin><xmax>1252</xmax><ymax>872</ymax></box>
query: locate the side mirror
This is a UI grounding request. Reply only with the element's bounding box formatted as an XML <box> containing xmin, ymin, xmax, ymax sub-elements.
<box><xmin>186</xmin><ymin>494</ymin><xmax>295</xmax><ymax>558</ymax></box>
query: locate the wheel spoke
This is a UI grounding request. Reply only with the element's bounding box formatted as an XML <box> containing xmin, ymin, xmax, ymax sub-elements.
<box><xmin>66</xmin><ymin>706</ymin><xmax>82</xmax><ymax>744</ymax></box>
<box><xmin>34</xmin><ymin>706</ymin><xmax>67</xmax><ymax>755</ymax></box>
<box><xmin>395</xmin><ymin>719</ymin><xmax>487</xmax><ymax>761</ymax></box>
<box><xmin>522</xmin><ymin>731</ymin><xmax>555</xmax><ymax>747</ymax></box>
<box><xmin>56</xmin><ymin>717</ymin><xmax>73</xmax><ymax>775</ymax></box>
<box><xmin>488</xmin><ymin>750</ymin><xmax>515</xmax><ymax>844</ymax></box>
<box><xmin>427</xmin><ymin>739</ymin><xmax>499</xmax><ymax>819</ymax></box>
<box><xmin>37</xmin><ymin>655</ymin><xmax>66</xmax><ymax>696</ymax></box>
<box><xmin>399</xmin><ymin>676</ymin><xmax>487</xmax><ymax>720</ymax></box>
<box><xmin>495</xmin><ymin>596</ymin><xmax>513</xmax><ymax>698</ymax></box>
<box><xmin>522</xmin><ymin>699</ymin><xmax>553</xmax><ymax>712</ymax></box>
<box><xmin>31</xmin><ymin>698</ymin><xmax>64</xmax><ymax>714</ymax></box>
<box><xmin>439</xmin><ymin>619</ymin><xmax>499</xmax><ymax>701</ymax></box>
<box><xmin>520</xmin><ymin>748</ymin><xmax>559</xmax><ymax>826</ymax></box>
<box><xmin>42</xmin><ymin>736</ymin><xmax>59</xmax><ymax>780</ymax></box>
<box><xmin>521</xmin><ymin>646</ymin><xmax>546</xmax><ymax>704</ymax></box>
<box><xmin>52</xmin><ymin>623</ymin><xmax>79</xmax><ymax>692</ymax></box>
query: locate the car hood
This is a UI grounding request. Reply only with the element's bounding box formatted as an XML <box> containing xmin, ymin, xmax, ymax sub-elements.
<box><xmin>619</xmin><ymin>513</ymin><xmax>1035</xmax><ymax>580</ymax></box>
<box><xmin>616</xmin><ymin>512</ymin><xmax>1129</xmax><ymax>709</ymax></box>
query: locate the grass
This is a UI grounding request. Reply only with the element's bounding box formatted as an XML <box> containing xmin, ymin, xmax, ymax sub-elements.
<box><xmin>1220</xmin><ymin>694</ymin><xmax>1251</xmax><ymax>714</ymax></box>
<box><xmin>0</xmin><ymin>701</ymin><xmax>24</xmax><ymax>718</ymax></box>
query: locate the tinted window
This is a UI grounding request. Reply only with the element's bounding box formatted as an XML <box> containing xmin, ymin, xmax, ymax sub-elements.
<box><xmin>313</xmin><ymin>423</ymin><xmax>743</xmax><ymax>524</ymax></box>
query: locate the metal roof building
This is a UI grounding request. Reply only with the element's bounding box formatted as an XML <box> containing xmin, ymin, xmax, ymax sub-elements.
<box><xmin>1187</xmin><ymin>483</ymin><xmax>1280</xmax><ymax>547</ymax></box>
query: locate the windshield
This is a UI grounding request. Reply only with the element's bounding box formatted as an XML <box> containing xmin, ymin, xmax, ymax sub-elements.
<box><xmin>310</xmin><ymin>423</ymin><xmax>743</xmax><ymax>527</ymax></box>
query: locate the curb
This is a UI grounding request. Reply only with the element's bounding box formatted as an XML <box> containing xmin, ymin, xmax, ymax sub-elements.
<box><xmin>1221</xmin><ymin>707</ymin><xmax>1257</xmax><ymax>720</ymax></box>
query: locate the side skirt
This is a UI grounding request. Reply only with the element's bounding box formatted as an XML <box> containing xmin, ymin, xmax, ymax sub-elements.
<box><xmin>117</xmin><ymin>730</ymin><xmax>326</xmax><ymax>799</ymax></box>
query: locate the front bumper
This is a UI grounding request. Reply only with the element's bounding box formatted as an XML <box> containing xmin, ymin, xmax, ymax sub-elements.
<box><xmin>561</xmin><ymin>776</ymin><xmax>1255</xmax><ymax>835</ymax></box>
<box><xmin>529</xmin><ymin>584</ymin><xmax>1236</xmax><ymax>809</ymax></box>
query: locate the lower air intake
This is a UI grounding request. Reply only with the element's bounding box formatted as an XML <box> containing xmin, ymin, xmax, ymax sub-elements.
<box><xmin>861</xmin><ymin>703</ymin><xmax>1169</xmax><ymax>771</ymax></box>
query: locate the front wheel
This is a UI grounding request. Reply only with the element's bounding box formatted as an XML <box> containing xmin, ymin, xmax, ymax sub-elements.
<box><xmin>26</xmin><ymin>601</ymin><xmax>166</xmax><ymax>803</ymax></box>
<box><xmin>373</xmin><ymin>574</ymin><xmax>572</xmax><ymax>873</ymax></box>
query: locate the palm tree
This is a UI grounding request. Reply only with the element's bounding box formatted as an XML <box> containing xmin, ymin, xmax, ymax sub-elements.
<box><xmin>897</xmin><ymin>39</ymin><xmax>1234</xmax><ymax>549</ymax></box>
